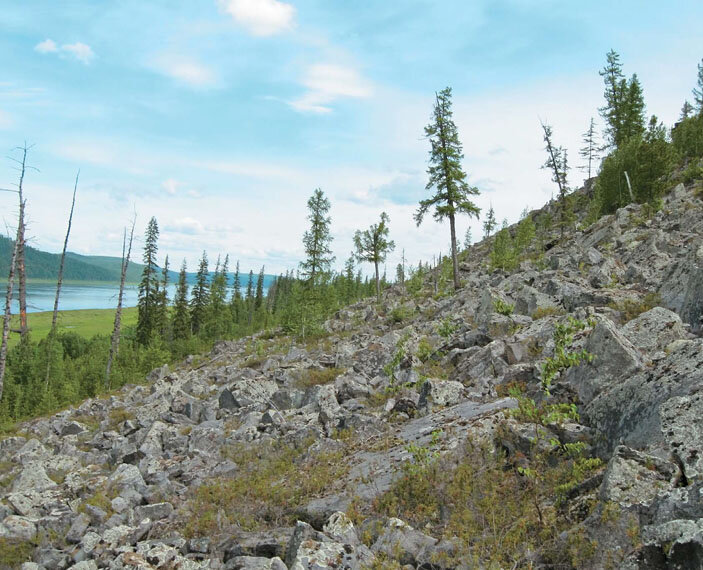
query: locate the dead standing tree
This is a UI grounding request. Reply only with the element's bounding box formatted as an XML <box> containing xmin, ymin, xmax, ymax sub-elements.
<box><xmin>45</xmin><ymin>170</ymin><xmax>80</xmax><ymax>388</ymax></box>
<box><xmin>0</xmin><ymin>144</ymin><xmax>36</xmax><ymax>401</ymax></box>
<box><xmin>105</xmin><ymin>213</ymin><xmax>136</xmax><ymax>389</ymax></box>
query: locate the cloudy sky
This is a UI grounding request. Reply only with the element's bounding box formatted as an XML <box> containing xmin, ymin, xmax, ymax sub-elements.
<box><xmin>0</xmin><ymin>1</ymin><xmax>701</xmax><ymax>276</ymax></box>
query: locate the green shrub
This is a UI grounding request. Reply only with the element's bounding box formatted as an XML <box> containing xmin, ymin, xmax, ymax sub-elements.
<box><xmin>672</xmin><ymin>114</ymin><xmax>703</xmax><ymax>160</ymax></box>
<box><xmin>493</xmin><ymin>298</ymin><xmax>515</xmax><ymax>316</ymax></box>
<box><xmin>541</xmin><ymin>317</ymin><xmax>594</xmax><ymax>393</ymax></box>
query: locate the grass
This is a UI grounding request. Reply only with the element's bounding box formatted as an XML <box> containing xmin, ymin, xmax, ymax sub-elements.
<box><xmin>6</xmin><ymin>306</ymin><xmax>137</xmax><ymax>348</ymax></box>
<box><xmin>184</xmin><ymin>438</ymin><xmax>349</xmax><ymax>536</ymax></box>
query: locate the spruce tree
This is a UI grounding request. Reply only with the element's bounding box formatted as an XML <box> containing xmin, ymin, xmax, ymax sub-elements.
<box><xmin>579</xmin><ymin>117</ymin><xmax>600</xmax><ymax>180</ymax></box>
<box><xmin>353</xmin><ymin>212</ymin><xmax>395</xmax><ymax>301</ymax></box>
<box><xmin>136</xmin><ymin>217</ymin><xmax>160</xmax><ymax>345</ymax></box>
<box><xmin>230</xmin><ymin>260</ymin><xmax>242</xmax><ymax>324</ymax></box>
<box><xmin>255</xmin><ymin>266</ymin><xmax>265</xmax><ymax>310</ymax></box>
<box><xmin>207</xmin><ymin>255</ymin><xmax>230</xmax><ymax>338</ymax></box>
<box><xmin>245</xmin><ymin>270</ymin><xmax>254</xmax><ymax>325</ymax></box>
<box><xmin>300</xmin><ymin>189</ymin><xmax>334</xmax><ymax>286</ymax></box>
<box><xmin>190</xmin><ymin>251</ymin><xmax>209</xmax><ymax>335</ymax></box>
<box><xmin>172</xmin><ymin>260</ymin><xmax>191</xmax><ymax>340</ymax></box>
<box><xmin>416</xmin><ymin>87</ymin><xmax>480</xmax><ymax>290</ymax></box>
<box><xmin>483</xmin><ymin>205</ymin><xmax>496</xmax><ymax>239</ymax></box>
<box><xmin>463</xmin><ymin>226</ymin><xmax>472</xmax><ymax>250</ymax></box>
<box><xmin>599</xmin><ymin>50</ymin><xmax>646</xmax><ymax>149</ymax></box>
<box><xmin>680</xmin><ymin>101</ymin><xmax>694</xmax><ymax>121</ymax></box>
<box><xmin>693</xmin><ymin>58</ymin><xmax>703</xmax><ymax>115</ymax></box>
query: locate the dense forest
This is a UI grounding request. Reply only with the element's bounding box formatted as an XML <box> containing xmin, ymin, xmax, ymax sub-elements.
<box><xmin>0</xmin><ymin>50</ymin><xmax>702</xmax><ymax>428</ymax></box>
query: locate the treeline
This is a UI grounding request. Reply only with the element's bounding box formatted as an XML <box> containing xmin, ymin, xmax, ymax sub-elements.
<box><xmin>0</xmin><ymin>235</ymin><xmax>116</xmax><ymax>281</ymax></box>
<box><xmin>0</xmin><ymin>203</ymin><xmax>384</xmax><ymax>426</ymax></box>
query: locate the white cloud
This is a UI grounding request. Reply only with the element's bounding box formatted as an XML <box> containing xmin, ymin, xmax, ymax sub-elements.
<box><xmin>164</xmin><ymin>217</ymin><xmax>205</xmax><ymax>235</ymax></box>
<box><xmin>162</xmin><ymin>179</ymin><xmax>180</xmax><ymax>195</ymax></box>
<box><xmin>218</xmin><ymin>0</ymin><xmax>294</xmax><ymax>36</ymax></box>
<box><xmin>0</xmin><ymin>109</ymin><xmax>11</xmax><ymax>129</ymax></box>
<box><xmin>34</xmin><ymin>39</ymin><xmax>95</xmax><ymax>64</ymax></box>
<box><xmin>34</xmin><ymin>39</ymin><xmax>58</xmax><ymax>54</ymax></box>
<box><xmin>290</xmin><ymin>63</ymin><xmax>373</xmax><ymax>113</ymax></box>
<box><xmin>151</xmin><ymin>55</ymin><xmax>218</xmax><ymax>87</ymax></box>
<box><xmin>61</xmin><ymin>42</ymin><xmax>95</xmax><ymax>65</ymax></box>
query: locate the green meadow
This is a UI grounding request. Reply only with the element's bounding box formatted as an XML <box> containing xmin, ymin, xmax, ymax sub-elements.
<box><xmin>6</xmin><ymin>306</ymin><xmax>137</xmax><ymax>348</ymax></box>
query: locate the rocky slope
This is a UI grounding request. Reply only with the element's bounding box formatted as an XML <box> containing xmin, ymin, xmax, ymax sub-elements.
<box><xmin>1</xmin><ymin>180</ymin><xmax>702</xmax><ymax>569</ymax></box>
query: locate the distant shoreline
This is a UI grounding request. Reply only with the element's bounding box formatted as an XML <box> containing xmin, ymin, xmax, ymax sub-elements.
<box><xmin>0</xmin><ymin>278</ymin><xmax>140</xmax><ymax>286</ymax></box>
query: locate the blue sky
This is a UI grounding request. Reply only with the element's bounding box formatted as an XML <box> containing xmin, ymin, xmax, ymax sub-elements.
<box><xmin>1</xmin><ymin>0</ymin><xmax>701</xmax><ymax>275</ymax></box>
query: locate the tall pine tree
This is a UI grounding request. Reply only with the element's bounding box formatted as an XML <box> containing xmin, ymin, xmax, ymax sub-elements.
<box><xmin>172</xmin><ymin>260</ymin><xmax>191</xmax><ymax>340</ymax></box>
<box><xmin>541</xmin><ymin>121</ymin><xmax>571</xmax><ymax>237</ymax></box>
<box><xmin>190</xmin><ymin>251</ymin><xmax>209</xmax><ymax>335</ymax></box>
<box><xmin>415</xmin><ymin>87</ymin><xmax>480</xmax><ymax>290</ymax></box>
<box><xmin>300</xmin><ymin>189</ymin><xmax>334</xmax><ymax>286</ymax></box>
<box><xmin>136</xmin><ymin>217</ymin><xmax>160</xmax><ymax>345</ymax></box>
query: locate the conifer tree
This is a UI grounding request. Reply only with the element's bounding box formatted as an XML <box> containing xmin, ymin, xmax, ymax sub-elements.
<box><xmin>353</xmin><ymin>212</ymin><xmax>395</xmax><ymax>301</ymax></box>
<box><xmin>541</xmin><ymin>122</ymin><xmax>570</xmax><ymax>237</ymax></box>
<box><xmin>245</xmin><ymin>269</ymin><xmax>254</xmax><ymax>325</ymax></box>
<box><xmin>190</xmin><ymin>251</ymin><xmax>209</xmax><ymax>335</ymax></box>
<box><xmin>483</xmin><ymin>205</ymin><xmax>496</xmax><ymax>239</ymax></box>
<box><xmin>579</xmin><ymin>117</ymin><xmax>601</xmax><ymax>180</ymax></box>
<box><xmin>680</xmin><ymin>101</ymin><xmax>694</xmax><ymax>121</ymax></box>
<box><xmin>156</xmin><ymin>255</ymin><xmax>170</xmax><ymax>338</ymax></box>
<box><xmin>136</xmin><ymin>217</ymin><xmax>160</xmax><ymax>345</ymax></box>
<box><xmin>693</xmin><ymin>58</ymin><xmax>703</xmax><ymax>114</ymax></box>
<box><xmin>230</xmin><ymin>260</ymin><xmax>242</xmax><ymax>324</ymax></box>
<box><xmin>172</xmin><ymin>260</ymin><xmax>190</xmax><ymax>340</ymax></box>
<box><xmin>463</xmin><ymin>226</ymin><xmax>472</xmax><ymax>250</ymax></box>
<box><xmin>490</xmin><ymin>220</ymin><xmax>517</xmax><ymax>271</ymax></box>
<box><xmin>343</xmin><ymin>254</ymin><xmax>356</xmax><ymax>301</ymax></box>
<box><xmin>255</xmin><ymin>266</ymin><xmax>265</xmax><ymax>310</ymax></box>
<box><xmin>300</xmin><ymin>189</ymin><xmax>334</xmax><ymax>285</ymax></box>
<box><xmin>599</xmin><ymin>50</ymin><xmax>646</xmax><ymax>149</ymax></box>
<box><xmin>416</xmin><ymin>87</ymin><xmax>480</xmax><ymax>290</ymax></box>
<box><xmin>206</xmin><ymin>255</ymin><xmax>230</xmax><ymax>338</ymax></box>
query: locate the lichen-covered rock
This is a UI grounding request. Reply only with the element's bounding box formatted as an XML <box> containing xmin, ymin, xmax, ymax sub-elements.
<box><xmin>621</xmin><ymin>306</ymin><xmax>687</xmax><ymax>353</ymax></box>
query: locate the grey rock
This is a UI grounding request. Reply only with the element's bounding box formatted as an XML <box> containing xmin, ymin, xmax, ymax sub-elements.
<box><xmin>418</xmin><ymin>379</ymin><xmax>465</xmax><ymax>411</ymax></box>
<box><xmin>108</xmin><ymin>463</ymin><xmax>147</xmax><ymax>491</ymax></box>
<box><xmin>323</xmin><ymin>511</ymin><xmax>359</xmax><ymax>546</ymax></box>
<box><xmin>0</xmin><ymin>515</ymin><xmax>38</xmax><ymax>540</ymax></box>
<box><xmin>565</xmin><ymin>318</ymin><xmax>642</xmax><ymax>405</ymax></box>
<box><xmin>334</xmin><ymin>371</ymin><xmax>371</xmax><ymax>403</ymax></box>
<box><xmin>225</xmin><ymin>557</ymin><xmax>287</xmax><ymax>570</ymax></box>
<box><xmin>12</xmin><ymin>462</ymin><xmax>57</xmax><ymax>493</ymax></box>
<box><xmin>371</xmin><ymin>518</ymin><xmax>437</xmax><ymax>566</ymax></box>
<box><xmin>599</xmin><ymin>446</ymin><xmax>679</xmax><ymax>508</ymax></box>
<box><xmin>621</xmin><ymin>306</ymin><xmax>686</xmax><ymax>353</ymax></box>
<box><xmin>134</xmin><ymin>502</ymin><xmax>174</xmax><ymax>522</ymax></box>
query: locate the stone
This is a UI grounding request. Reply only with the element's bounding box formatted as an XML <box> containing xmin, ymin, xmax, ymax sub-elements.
<box><xmin>322</xmin><ymin>511</ymin><xmax>359</xmax><ymax>546</ymax></box>
<box><xmin>225</xmin><ymin>557</ymin><xmax>287</xmax><ymax>570</ymax></box>
<box><xmin>418</xmin><ymin>379</ymin><xmax>465</xmax><ymax>411</ymax></box>
<box><xmin>621</xmin><ymin>306</ymin><xmax>686</xmax><ymax>353</ymax></box>
<box><xmin>334</xmin><ymin>371</ymin><xmax>371</xmax><ymax>403</ymax></box>
<box><xmin>564</xmin><ymin>318</ymin><xmax>642</xmax><ymax>405</ymax></box>
<box><xmin>60</xmin><ymin>421</ymin><xmax>87</xmax><ymax>436</ymax></box>
<box><xmin>12</xmin><ymin>462</ymin><xmax>57</xmax><ymax>493</ymax></box>
<box><xmin>66</xmin><ymin>513</ymin><xmax>91</xmax><ymax>544</ymax></box>
<box><xmin>371</xmin><ymin>518</ymin><xmax>437</xmax><ymax>566</ymax></box>
<box><xmin>599</xmin><ymin>446</ymin><xmax>679</xmax><ymax>508</ymax></box>
<box><xmin>108</xmin><ymin>463</ymin><xmax>147</xmax><ymax>491</ymax></box>
<box><xmin>0</xmin><ymin>515</ymin><xmax>38</xmax><ymax>540</ymax></box>
<box><xmin>134</xmin><ymin>502</ymin><xmax>174</xmax><ymax>522</ymax></box>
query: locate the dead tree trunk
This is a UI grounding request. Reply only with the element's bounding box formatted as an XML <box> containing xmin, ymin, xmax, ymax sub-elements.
<box><xmin>0</xmin><ymin>228</ymin><xmax>20</xmax><ymax>403</ymax></box>
<box><xmin>12</xmin><ymin>145</ymin><xmax>29</xmax><ymax>338</ymax></box>
<box><xmin>45</xmin><ymin>170</ymin><xmax>79</xmax><ymax>388</ymax></box>
<box><xmin>106</xmin><ymin>214</ymin><xmax>136</xmax><ymax>389</ymax></box>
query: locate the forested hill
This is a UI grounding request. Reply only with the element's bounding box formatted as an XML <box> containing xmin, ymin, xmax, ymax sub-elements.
<box><xmin>0</xmin><ymin>235</ymin><xmax>279</xmax><ymax>287</ymax></box>
<box><xmin>0</xmin><ymin>235</ymin><xmax>117</xmax><ymax>281</ymax></box>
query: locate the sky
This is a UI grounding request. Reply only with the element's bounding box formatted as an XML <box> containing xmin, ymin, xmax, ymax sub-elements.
<box><xmin>0</xmin><ymin>0</ymin><xmax>701</xmax><ymax>277</ymax></box>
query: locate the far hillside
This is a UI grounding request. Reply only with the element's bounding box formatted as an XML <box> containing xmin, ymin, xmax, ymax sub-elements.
<box><xmin>0</xmin><ymin>236</ymin><xmax>277</xmax><ymax>287</ymax></box>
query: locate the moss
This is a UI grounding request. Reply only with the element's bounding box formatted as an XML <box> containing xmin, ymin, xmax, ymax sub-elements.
<box><xmin>0</xmin><ymin>539</ymin><xmax>35</xmax><ymax>568</ymax></box>
<box><xmin>184</xmin><ymin>439</ymin><xmax>349</xmax><ymax>536</ymax></box>
<box><xmin>295</xmin><ymin>367</ymin><xmax>343</xmax><ymax>389</ymax></box>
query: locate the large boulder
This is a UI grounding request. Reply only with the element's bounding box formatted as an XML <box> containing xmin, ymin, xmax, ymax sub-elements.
<box><xmin>621</xmin><ymin>306</ymin><xmax>687</xmax><ymax>353</ymax></box>
<box><xmin>659</xmin><ymin>242</ymin><xmax>703</xmax><ymax>334</ymax></box>
<box><xmin>564</xmin><ymin>318</ymin><xmax>642</xmax><ymax>406</ymax></box>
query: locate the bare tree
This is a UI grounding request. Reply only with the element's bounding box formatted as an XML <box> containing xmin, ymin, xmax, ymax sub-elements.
<box><xmin>106</xmin><ymin>213</ymin><xmax>136</xmax><ymax>389</ymax></box>
<box><xmin>0</xmin><ymin>144</ymin><xmax>35</xmax><ymax>402</ymax></box>
<box><xmin>0</xmin><ymin>213</ymin><xmax>21</xmax><ymax>403</ymax></box>
<box><xmin>45</xmin><ymin>170</ymin><xmax>80</xmax><ymax>388</ymax></box>
<box><xmin>8</xmin><ymin>145</ymin><xmax>34</xmax><ymax>339</ymax></box>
